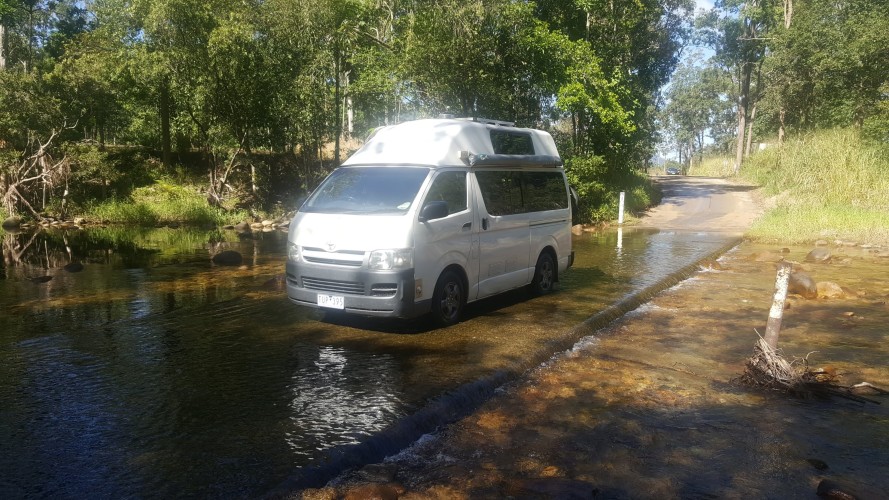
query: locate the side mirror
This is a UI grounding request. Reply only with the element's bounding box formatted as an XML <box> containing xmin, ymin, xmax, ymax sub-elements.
<box><xmin>419</xmin><ymin>201</ymin><xmax>449</xmax><ymax>222</ymax></box>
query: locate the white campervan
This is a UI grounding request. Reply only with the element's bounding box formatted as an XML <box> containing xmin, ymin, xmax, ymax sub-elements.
<box><xmin>285</xmin><ymin>118</ymin><xmax>574</xmax><ymax>325</ymax></box>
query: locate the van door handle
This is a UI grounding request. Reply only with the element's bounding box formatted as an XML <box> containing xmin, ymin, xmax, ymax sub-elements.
<box><xmin>462</xmin><ymin>222</ymin><xmax>472</xmax><ymax>230</ymax></box>
<box><xmin>482</xmin><ymin>218</ymin><xmax>488</xmax><ymax>230</ymax></box>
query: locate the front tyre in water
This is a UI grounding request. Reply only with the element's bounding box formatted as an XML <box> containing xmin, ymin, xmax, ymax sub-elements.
<box><xmin>530</xmin><ymin>252</ymin><xmax>555</xmax><ymax>295</ymax></box>
<box><xmin>431</xmin><ymin>270</ymin><xmax>465</xmax><ymax>326</ymax></box>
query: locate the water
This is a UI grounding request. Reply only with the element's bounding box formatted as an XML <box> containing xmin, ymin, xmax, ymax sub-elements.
<box><xmin>352</xmin><ymin>242</ymin><xmax>889</xmax><ymax>497</ymax></box>
<box><xmin>0</xmin><ymin>225</ymin><xmax>736</xmax><ymax>497</ymax></box>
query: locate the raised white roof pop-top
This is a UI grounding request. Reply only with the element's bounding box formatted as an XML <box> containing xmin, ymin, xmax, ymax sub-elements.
<box><xmin>342</xmin><ymin>118</ymin><xmax>561</xmax><ymax>168</ymax></box>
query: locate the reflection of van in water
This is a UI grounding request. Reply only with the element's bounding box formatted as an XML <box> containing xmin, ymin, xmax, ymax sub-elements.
<box><xmin>285</xmin><ymin>118</ymin><xmax>573</xmax><ymax>326</ymax></box>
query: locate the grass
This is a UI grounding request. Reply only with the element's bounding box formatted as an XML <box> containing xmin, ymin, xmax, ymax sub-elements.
<box><xmin>688</xmin><ymin>156</ymin><xmax>736</xmax><ymax>177</ymax></box>
<box><xmin>739</xmin><ymin>128</ymin><xmax>889</xmax><ymax>245</ymax></box>
<box><xmin>85</xmin><ymin>180</ymin><xmax>249</xmax><ymax>227</ymax></box>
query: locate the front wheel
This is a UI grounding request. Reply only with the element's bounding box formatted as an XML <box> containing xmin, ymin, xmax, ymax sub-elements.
<box><xmin>530</xmin><ymin>252</ymin><xmax>555</xmax><ymax>295</ymax></box>
<box><xmin>431</xmin><ymin>270</ymin><xmax>465</xmax><ymax>327</ymax></box>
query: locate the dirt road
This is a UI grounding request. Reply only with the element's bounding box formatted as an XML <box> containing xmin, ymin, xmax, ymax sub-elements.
<box><xmin>295</xmin><ymin>177</ymin><xmax>889</xmax><ymax>500</ymax></box>
<box><xmin>638</xmin><ymin>176</ymin><xmax>761</xmax><ymax>234</ymax></box>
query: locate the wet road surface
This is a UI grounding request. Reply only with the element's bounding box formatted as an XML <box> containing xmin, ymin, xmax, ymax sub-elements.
<box><xmin>321</xmin><ymin>242</ymin><xmax>889</xmax><ymax>499</ymax></box>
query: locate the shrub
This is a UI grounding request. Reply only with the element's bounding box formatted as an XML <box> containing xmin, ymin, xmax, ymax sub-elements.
<box><xmin>565</xmin><ymin>154</ymin><xmax>659</xmax><ymax>224</ymax></box>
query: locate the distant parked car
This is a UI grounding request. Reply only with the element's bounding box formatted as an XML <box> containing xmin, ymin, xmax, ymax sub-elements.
<box><xmin>666</xmin><ymin>167</ymin><xmax>680</xmax><ymax>175</ymax></box>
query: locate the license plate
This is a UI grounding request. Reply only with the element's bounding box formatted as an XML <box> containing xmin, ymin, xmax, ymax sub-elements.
<box><xmin>317</xmin><ymin>294</ymin><xmax>345</xmax><ymax>309</ymax></box>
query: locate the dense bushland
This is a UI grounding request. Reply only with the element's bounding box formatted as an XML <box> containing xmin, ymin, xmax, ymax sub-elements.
<box><xmin>1</xmin><ymin>0</ymin><xmax>693</xmax><ymax>225</ymax></box>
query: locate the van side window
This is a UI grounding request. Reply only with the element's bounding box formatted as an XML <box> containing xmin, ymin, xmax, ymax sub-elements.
<box><xmin>522</xmin><ymin>172</ymin><xmax>569</xmax><ymax>211</ymax></box>
<box><xmin>475</xmin><ymin>171</ymin><xmax>523</xmax><ymax>215</ymax></box>
<box><xmin>425</xmin><ymin>171</ymin><xmax>468</xmax><ymax>215</ymax></box>
<box><xmin>477</xmin><ymin>170</ymin><xmax>567</xmax><ymax>215</ymax></box>
<box><xmin>490</xmin><ymin>131</ymin><xmax>535</xmax><ymax>155</ymax></box>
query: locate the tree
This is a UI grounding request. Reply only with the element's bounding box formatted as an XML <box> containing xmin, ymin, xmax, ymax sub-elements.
<box><xmin>536</xmin><ymin>0</ymin><xmax>695</xmax><ymax>167</ymax></box>
<box><xmin>760</xmin><ymin>0</ymin><xmax>889</xmax><ymax>141</ymax></box>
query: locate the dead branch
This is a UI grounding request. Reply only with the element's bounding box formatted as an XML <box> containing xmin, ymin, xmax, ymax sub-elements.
<box><xmin>739</xmin><ymin>334</ymin><xmax>882</xmax><ymax>404</ymax></box>
<box><xmin>850</xmin><ymin>382</ymin><xmax>889</xmax><ymax>395</ymax></box>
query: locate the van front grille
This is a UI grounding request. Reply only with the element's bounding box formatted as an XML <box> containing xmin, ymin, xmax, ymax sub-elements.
<box><xmin>302</xmin><ymin>277</ymin><xmax>365</xmax><ymax>295</ymax></box>
<box><xmin>302</xmin><ymin>247</ymin><xmax>364</xmax><ymax>267</ymax></box>
<box><xmin>370</xmin><ymin>284</ymin><xmax>398</xmax><ymax>297</ymax></box>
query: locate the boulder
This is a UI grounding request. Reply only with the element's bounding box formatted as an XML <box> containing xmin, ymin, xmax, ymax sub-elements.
<box><xmin>63</xmin><ymin>262</ymin><xmax>84</xmax><ymax>273</ymax></box>
<box><xmin>234</xmin><ymin>221</ymin><xmax>252</xmax><ymax>233</ymax></box>
<box><xmin>817</xmin><ymin>281</ymin><xmax>845</xmax><ymax>299</ymax></box>
<box><xmin>816</xmin><ymin>478</ymin><xmax>859</xmax><ymax>499</ymax></box>
<box><xmin>212</xmin><ymin>250</ymin><xmax>243</xmax><ymax>266</ymax></box>
<box><xmin>805</xmin><ymin>247</ymin><xmax>832</xmax><ymax>263</ymax></box>
<box><xmin>789</xmin><ymin>272</ymin><xmax>818</xmax><ymax>299</ymax></box>
<box><xmin>571</xmin><ymin>224</ymin><xmax>583</xmax><ymax>235</ymax></box>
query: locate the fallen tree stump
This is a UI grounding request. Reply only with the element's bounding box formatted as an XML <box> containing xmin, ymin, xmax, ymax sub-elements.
<box><xmin>737</xmin><ymin>260</ymin><xmax>885</xmax><ymax>404</ymax></box>
<box><xmin>739</xmin><ymin>336</ymin><xmax>883</xmax><ymax>404</ymax></box>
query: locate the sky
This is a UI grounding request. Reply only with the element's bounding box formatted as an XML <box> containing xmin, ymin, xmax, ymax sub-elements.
<box><xmin>696</xmin><ymin>0</ymin><xmax>715</xmax><ymax>10</ymax></box>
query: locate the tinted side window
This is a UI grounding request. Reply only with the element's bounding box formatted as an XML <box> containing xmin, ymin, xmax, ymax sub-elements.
<box><xmin>475</xmin><ymin>171</ymin><xmax>523</xmax><ymax>215</ymax></box>
<box><xmin>490</xmin><ymin>131</ymin><xmax>535</xmax><ymax>155</ymax></box>
<box><xmin>522</xmin><ymin>172</ymin><xmax>568</xmax><ymax>211</ymax></box>
<box><xmin>424</xmin><ymin>171</ymin><xmax>468</xmax><ymax>215</ymax></box>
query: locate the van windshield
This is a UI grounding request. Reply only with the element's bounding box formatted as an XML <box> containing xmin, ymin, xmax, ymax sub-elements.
<box><xmin>301</xmin><ymin>166</ymin><xmax>431</xmax><ymax>215</ymax></box>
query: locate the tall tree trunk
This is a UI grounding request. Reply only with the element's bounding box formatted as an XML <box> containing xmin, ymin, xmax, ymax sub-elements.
<box><xmin>734</xmin><ymin>104</ymin><xmax>746</xmax><ymax>172</ymax></box>
<box><xmin>783</xmin><ymin>0</ymin><xmax>793</xmax><ymax>28</ymax></box>
<box><xmin>160</xmin><ymin>79</ymin><xmax>172</xmax><ymax>168</ymax></box>
<box><xmin>0</xmin><ymin>23</ymin><xmax>7</xmax><ymax>70</ymax></box>
<box><xmin>778</xmin><ymin>107</ymin><xmax>786</xmax><ymax>145</ymax></box>
<box><xmin>744</xmin><ymin>103</ymin><xmax>757</xmax><ymax>157</ymax></box>
<box><xmin>344</xmin><ymin>70</ymin><xmax>353</xmax><ymax>139</ymax></box>
<box><xmin>735</xmin><ymin>62</ymin><xmax>753</xmax><ymax>172</ymax></box>
<box><xmin>334</xmin><ymin>46</ymin><xmax>342</xmax><ymax>165</ymax></box>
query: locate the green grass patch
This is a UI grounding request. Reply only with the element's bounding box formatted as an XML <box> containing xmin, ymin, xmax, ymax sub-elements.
<box><xmin>740</xmin><ymin>128</ymin><xmax>889</xmax><ymax>244</ymax></box>
<box><xmin>85</xmin><ymin>180</ymin><xmax>249</xmax><ymax>226</ymax></box>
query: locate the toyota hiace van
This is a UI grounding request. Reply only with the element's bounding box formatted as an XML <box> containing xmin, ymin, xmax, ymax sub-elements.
<box><xmin>285</xmin><ymin>118</ymin><xmax>573</xmax><ymax>325</ymax></box>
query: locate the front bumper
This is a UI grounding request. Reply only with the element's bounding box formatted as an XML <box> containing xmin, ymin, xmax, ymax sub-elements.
<box><xmin>285</xmin><ymin>260</ymin><xmax>430</xmax><ymax>319</ymax></box>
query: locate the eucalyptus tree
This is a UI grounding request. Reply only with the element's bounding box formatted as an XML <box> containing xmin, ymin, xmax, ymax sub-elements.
<box><xmin>400</xmin><ymin>0</ymin><xmax>579</xmax><ymax>127</ymax></box>
<box><xmin>535</xmin><ymin>0</ymin><xmax>695</xmax><ymax>168</ymax></box>
<box><xmin>760</xmin><ymin>0</ymin><xmax>889</xmax><ymax>142</ymax></box>
<box><xmin>698</xmin><ymin>0</ymin><xmax>779</xmax><ymax>169</ymax></box>
<box><xmin>662</xmin><ymin>56</ymin><xmax>735</xmax><ymax>165</ymax></box>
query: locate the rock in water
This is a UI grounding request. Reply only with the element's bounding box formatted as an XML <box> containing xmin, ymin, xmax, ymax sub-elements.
<box><xmin>64</xmin><ymin>262</ymin><xmax>84</xmax><ymax>273</ymax></box>
<box><xmin>817</xmin><ymin>281</ymin><xmax>845</xmax><ymax>299</ymax></box>
<box><xmin>212</xmin><ymin>250</ymin><xmax>243</xmax><ymax>266</ymax></box>
<box><xmin>789</xmin><ymin>272</ymin><xmax>818</xmax><ymax>299</ymax></box>
<box><xmin>816</xmin><ymin>478</ymin><xmax>858</xmax><ymax>499</ymax></box>
<box><xmin>805</xmin><ymin>247</ymin><xmax>832</xmax><ymax>263</ymax></box>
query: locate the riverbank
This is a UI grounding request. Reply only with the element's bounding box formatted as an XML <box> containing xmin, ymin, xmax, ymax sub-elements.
<box><xmin>296</xmin><ymin>240</ymin><xmax>889</xmax><ymax>499</ymax></box>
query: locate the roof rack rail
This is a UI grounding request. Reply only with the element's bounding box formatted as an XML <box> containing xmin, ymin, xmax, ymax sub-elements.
<box><xmin>455</xmin><ymin>117</ymin><xmax>515</xmax><ymax>127</ymax></box>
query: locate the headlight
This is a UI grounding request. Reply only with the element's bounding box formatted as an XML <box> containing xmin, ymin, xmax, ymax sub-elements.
<box><xmin>287</xmin><ymin>242</ymin><xmax>301</xmax><ymax>262</ymax></box>
<box><xmin>368</xmin><ymin>249</ymin><xmax>413</xmax><ymax>270</ymax></box>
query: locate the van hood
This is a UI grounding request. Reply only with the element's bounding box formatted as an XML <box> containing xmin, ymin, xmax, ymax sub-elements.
<box><xmin>288</xmin><ymin>212</ymin><xmax>413</xmax><ymax>252</ymax></box>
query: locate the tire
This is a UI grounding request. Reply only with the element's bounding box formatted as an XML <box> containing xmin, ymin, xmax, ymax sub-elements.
<box><xmin>530</xmin><ymin>252</ymin><xmax>556</xmax><ymax>295</ymax></box>
<box><xmin>431</xmin><ymin>270</ymin><xmax>464</xmax><ymax>327</ymax></box>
